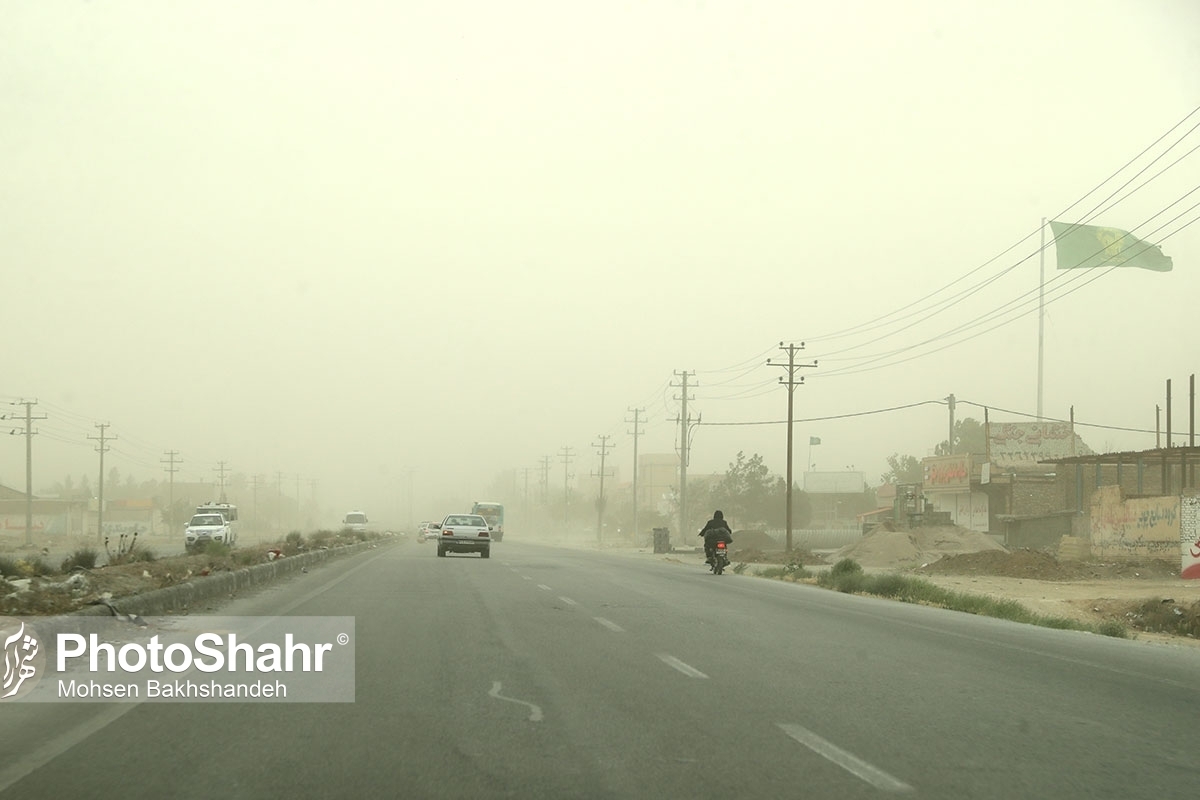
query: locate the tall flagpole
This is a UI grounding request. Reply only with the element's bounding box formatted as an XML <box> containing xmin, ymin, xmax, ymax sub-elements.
<box><xmin>1037</xmin><ymin>217</ymin><xmax>1046</xmax><ymax>421</ymax></box>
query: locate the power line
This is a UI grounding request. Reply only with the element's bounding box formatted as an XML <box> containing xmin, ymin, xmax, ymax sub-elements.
<box><xmin>798</xmin><ymin>102</ymin><xmax>1200</xmax><ymax>347</ymax></box>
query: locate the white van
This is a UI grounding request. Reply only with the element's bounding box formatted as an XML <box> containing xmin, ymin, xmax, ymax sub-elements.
<box><xmin>342</xmin><ymin>511</ymin><xmax>368</xmax><ymax>533</ymax></box>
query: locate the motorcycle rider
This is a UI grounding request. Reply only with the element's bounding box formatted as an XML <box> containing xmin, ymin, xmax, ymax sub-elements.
<box><xmin>698</xmin><ymin>510</ymin><xmax>733</xmax><ymax>567</ymax></box>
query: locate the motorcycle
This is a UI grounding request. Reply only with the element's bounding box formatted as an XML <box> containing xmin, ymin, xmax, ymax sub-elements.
<box><xmin>709</xmin><ymin>540</ymin><xmax>730</xmax><ymax>575</ymax></box>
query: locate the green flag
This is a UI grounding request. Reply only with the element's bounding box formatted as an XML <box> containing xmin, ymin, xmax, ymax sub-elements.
<box><xmin>809</xmin><ymin>436</ymin><xmax>821</xmax><ymax>445</ymax></box>
<box><xmin>1049</xmin><ymin>220</ymin><xmax>1172</xmax><ymax>272</ymax></box>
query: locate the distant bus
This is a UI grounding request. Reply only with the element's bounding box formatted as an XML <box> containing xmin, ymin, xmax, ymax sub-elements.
<box><xmin>471</xmin><ymin>502</ymin><xmax>504</xmax><ymax>541</ymax></box>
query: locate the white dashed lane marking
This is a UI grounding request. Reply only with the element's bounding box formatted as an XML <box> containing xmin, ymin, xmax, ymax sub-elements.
<box><xmin>593</xmin><ymin>617</ymin><xmax>625</xmax><ymax>633</ymax></box>
<box><xmin>656</xmin><ymin>654</ymin><xmax>708</xmax><ymax>679</ymax></box>
<box><xmin>559</xmin><ymin>596</ymin><xmax>577</xmax><ymax>606</ymax></box>
<box><xmin>777</xmin><ymin>723</ymin><xmax>913</xmax><ymax>793</ymax></box>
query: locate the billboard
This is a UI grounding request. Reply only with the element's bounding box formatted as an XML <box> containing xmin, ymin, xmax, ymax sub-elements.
<box><xmin>803</xmin><ymin>471</ymin><xmax>865</xmax><ymax>494</ymax></box>
<box><xmin>987</xmin><ymin>421</ymin><xmax>1093</xmax><ymax>469</ymax></box>
<box><xmin>922</xmin><ymin>454</ymin><xmax>971</xmax><ymax>491</ymax></box>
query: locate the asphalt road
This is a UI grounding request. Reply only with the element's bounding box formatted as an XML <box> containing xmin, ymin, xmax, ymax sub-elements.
<box><xmin>3</xmin><ymin>540</ymin><xmax>1198</xmax><ymax>799</ymax></box>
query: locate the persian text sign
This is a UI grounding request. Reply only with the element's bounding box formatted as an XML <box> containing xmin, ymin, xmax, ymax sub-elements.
<box><xmin>923</xmin><ymin>454</ymin><xmax>971</xmax><ymax>490</ymax></box>
<box><xmin>987</xmin><ymin>422</ymin><xmax>1092</xmax><ymax>468</ymax></box>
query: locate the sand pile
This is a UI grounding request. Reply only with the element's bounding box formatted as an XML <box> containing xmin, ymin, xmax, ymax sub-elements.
<box><xmin>828</xmin><ymin>524</ymin><xmax>1006</xmax><ymax>568</ymax></box>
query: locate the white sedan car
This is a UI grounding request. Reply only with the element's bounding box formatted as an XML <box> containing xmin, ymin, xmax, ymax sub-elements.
<box><xmin>435</xmin><ymin>514</ymin><xmax>492</xmax><ymax>558</ymax></box>
<box><xmin>417</xmin><ymin>521</ymin><xmax>437</xmax><ymax>542</ymax></box>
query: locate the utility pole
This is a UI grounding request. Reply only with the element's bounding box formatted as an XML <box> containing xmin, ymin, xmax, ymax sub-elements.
<box><xmin>673</xmin><ymin>371</ymin><xmax>695</xmax><ymax>543</ymax></box>
<box><xmin>559</xmin><ymin>446</ymin><xmax>575</xmax><ymax>533</ymax></box>
<box><xmin>626</xmin><ymin>407</ymin><xmax>645</xmax><ymax>544</ymax></box>
<box><xmin>213</xmin><ymin>461</ymin><xmax>230</xmax><ymax>502</ymax></box>
<box><xmin>295</xmin><ymin>474</ymin><xmax>302</xmax><ymax>531</ymax></box>
<box><xmin>1166</xmin><ymin>379</ymin><xmax>1173</xmax><ymax>448</ymax></box>
<box><xmin>947</xmin><ymin>393</ymin><xmax>957</xmax><ymax>454</ymax></box>
<box><xmin>521</xmin><ymin>467</ymin><xmax>532</xmax><ymax>528</ymax></box>
<box><xmin>6</xmin><ymin>400</ymin><xmax>47</xmax><ymax>547</ymax></box>
<box><xmin>161</xmin><ymin>450</ymin><xmax>182</xmax><ymax>533</ymax></box>
<box><xmin>275</xmin><ymin>470</ymin><xmax>284</xmax><ymax>534</ymax></box>
<box><xmin>249</xmin><ymin>474</ymin><xmax>261</xmax><ymax>542</ymax></box>
<box><xmin>88</xmin><ymin>423</ymin><xmax>116</xmax><ymax>542</ymax></box>
<box><xmin>403</xmin><ymin>468</ymin><xmax>416</xmax><ymax>530</ymax></box>
<box><xmin>1037</xmin><ymin>217</ymin><xmax>1046</xmax><ymax>421</ymax></box>
<box><xmin>539</xmin><ymin>456</ymin><xmax>552</xmax><ymax>505</ymax></box>
<box><xmin>592</xmin><ymin>435</ymin><xmax>613</xmax><ymax>547</ymax></box>
<box><xmin>767</xmin><ymin>344</ymin><xmax>817</xmax><ymax>553</ymax></box>
<box><xmin>309</xmin><ymin>479</ymin><xmax>318</xmax><ymax>529</ymax></box>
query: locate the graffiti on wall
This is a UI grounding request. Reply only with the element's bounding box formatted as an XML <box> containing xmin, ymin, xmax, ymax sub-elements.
<box><xmin>1090</xmin><ymin>485</ymin><xmax>1181</xmax><ymax>560</ymax></box>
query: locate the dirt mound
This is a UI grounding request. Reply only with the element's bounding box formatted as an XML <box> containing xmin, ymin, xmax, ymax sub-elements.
<box><xmin>828</xmin><ymin>524</ymin><xmax>1006</xmax><ymax>568</ymax></box>
<box><xmin>731</xmin><ymin>530</ymin><xmax>780</xmax><ymax>550</ymax></box>
<box><xmin>729</xmin><ymin>547</ymin><xmax>824</xmax><ymax>566</ymax></box>
<box><xmin>915</xmin><ymin>550</ymin><xmax>1182</xmax><ymax>581</ymax></box>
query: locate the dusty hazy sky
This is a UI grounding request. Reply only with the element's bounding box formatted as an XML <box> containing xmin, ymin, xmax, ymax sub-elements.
<box><xmin>4</xmin><ymin>0</ymin><xmax>1199</xmax><ymax>524</ymax></box>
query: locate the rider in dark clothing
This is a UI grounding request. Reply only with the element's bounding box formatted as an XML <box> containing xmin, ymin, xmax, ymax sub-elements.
<box><xmin>698</xmin><ymin>510</ymin><xmax>733</xmax><ymax>565</ymax></box>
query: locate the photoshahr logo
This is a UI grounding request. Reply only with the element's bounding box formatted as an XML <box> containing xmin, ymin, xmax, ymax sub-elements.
<box><xmin>2</xmin><ymin>618</ymin><xmax>44</xmax><ymax>700</ymax></box>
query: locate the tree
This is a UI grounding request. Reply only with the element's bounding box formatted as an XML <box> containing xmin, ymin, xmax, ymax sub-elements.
<box><xmin>880</xmin><ymin>453</ymin><xmax>923</xmax><ymax>485</ymax></box>
<box><xmin>706</xmin><ymin>451</ymin><xmax>811</xmax><ymax>530</ymax></box>
<box><xmin>935</xmin><ymin>417</ymin><xmax>986</xmax><ymax>456</ymax></box>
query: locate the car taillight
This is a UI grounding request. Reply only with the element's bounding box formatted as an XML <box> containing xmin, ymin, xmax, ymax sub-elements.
<box><xmin>478</xmin><ymin>530</ymin><xmax>488</xmax><ymax>537</ymax></box>
<box><xmin>442</xmin><ymin>529</ymin><xmax>453</xmax><ymax>536</ymax></box>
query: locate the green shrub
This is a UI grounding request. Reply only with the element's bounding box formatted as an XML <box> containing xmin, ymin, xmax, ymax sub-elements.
<box><xmin>61</xmin><ymin>546</ymin><xmax>100</xmax><ymax>572</ymax></box>
<box><xmin>731</xmin><ymin>562</ymin><xmax>748</xmax><ymax>575</ymax></box>
<box><xmin>1096</xmin><ymin>620</ymin><xmax>1129</xmax><ymax>638</ymax></box>
<box><xmin>830</xmin><ymin>558</ymin><xmax>864</xmax><ymax>578</ymax></box>
<box><xmin>0</xmin><ymin>556</ymin><xmax>21</xmax><ymax>578</ymax></box>
<box><xmin>204</xmin><ymin>541</ymin><xmax>231</xmax><ymax>558</ymax></box>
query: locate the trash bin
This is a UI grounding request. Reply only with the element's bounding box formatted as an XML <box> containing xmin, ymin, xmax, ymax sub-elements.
<box><xmin>652</xmin><ymin>527</ymin><xmax>670</xmax><ymax>554</ymax></box>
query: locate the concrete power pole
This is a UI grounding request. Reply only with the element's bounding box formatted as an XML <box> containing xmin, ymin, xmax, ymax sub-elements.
<box><xmin>161</xmin><ymin>450</ymin><xmax>182</xmax><ymax>534</ymax></box>
<box><xmin>626</xmin><ymin>407</ymin><xmax>644</xmax><ymax>544</ymax></box>
<box><xmin>7</xmin><ymin>399</ymin><xmax>47</xmax><ymax>547</ymax></box>
<box><xmin>521</xmin><ymin>467</ymin><xmax>532</xmax><ymax>527</ymax></box>
<box><xmin>559</xmin><ymin>446</ymin><xmax>575</xmax><ymax>534</ymax></box>
<box><xmin>947</xmin><ymin>393</ymin><xmax>957</xmax><ymax>454</ymax></box>
<box><xmin>539</xmin><ymin>456</ymin><xmax>552</xmax><ymax>505</ymax></box>
<box><xmin>275</xmin><ymin>471</ymin><xmax>284</xmax><ymax>534</ymax></box>
<box><xmin>768</xmin><ymin>343</ymin><xmax>817</xmax><ymax>553</ymax></box>
<box><xmin>592</xmin><ymin>435</ymin><xmax>613</xmax><ymax>547</ymax></box>
<box><xmin>88</xmin><ymin>423</ymin><xmax>116</xmax><ymax>542</ymax></box>
<box><xmin>673</xmin><ymin>371</ymin><xmax>695</xmax><ymax>544</ymax></box>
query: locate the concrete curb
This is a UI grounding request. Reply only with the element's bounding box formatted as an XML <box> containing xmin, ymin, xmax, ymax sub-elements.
<box><xmin>70</xmin><ymin>538</ymin><xmax>396</xmax><ymax>618</ymax></box>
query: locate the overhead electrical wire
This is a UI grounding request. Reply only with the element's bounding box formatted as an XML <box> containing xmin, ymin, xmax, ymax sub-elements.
<box><xmin>794</xmin><ymin>102</ymin><xmax>1200</xmax><ymax>347</ymax></box>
